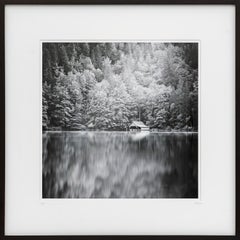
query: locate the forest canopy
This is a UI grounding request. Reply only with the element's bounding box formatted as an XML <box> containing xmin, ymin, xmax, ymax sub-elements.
<box><xmin>42</xmin><ymin>42</ymin><xmax>198</xmax><ymax>131</ymax></box>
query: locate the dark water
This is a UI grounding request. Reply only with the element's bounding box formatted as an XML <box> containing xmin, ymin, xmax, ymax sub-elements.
<box><xmin>42</xmin><ymin>131</ymin><xmax>198</xmax><ymax>198</ymax></box>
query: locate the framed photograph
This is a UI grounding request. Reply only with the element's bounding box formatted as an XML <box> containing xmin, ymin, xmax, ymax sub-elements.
<box><xmin>1</xmin><ymin>0</ymin><xmax>239</xmax><ymax>239</ymax></box>
<box><xmin>42</xmin><ymin>41</ymin><xmax>199</xmax><ymax>199</ymax></box>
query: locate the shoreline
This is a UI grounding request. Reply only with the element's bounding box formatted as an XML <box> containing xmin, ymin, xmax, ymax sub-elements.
<box><xmin>43</xmin><ymin>130</ymin><xmax>198</xmax><ymax>134</ymax></box>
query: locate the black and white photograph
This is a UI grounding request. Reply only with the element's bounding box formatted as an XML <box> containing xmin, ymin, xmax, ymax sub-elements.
<box><xmin>42</xmin><ymin>42</ymin><xmax>198</xmax><ymax>199</ymax></box>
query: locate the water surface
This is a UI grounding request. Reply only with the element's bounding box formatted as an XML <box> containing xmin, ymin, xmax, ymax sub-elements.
<box><xmin>42</xmin><ymin>131</ymin><xmax>198</xmax><ymax>198</ymax></box>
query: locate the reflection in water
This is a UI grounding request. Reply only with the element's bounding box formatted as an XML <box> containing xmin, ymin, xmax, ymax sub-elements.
<box><xmin>42</xmin><ymin>131</ymin><xmax>198</xmax><ymax>198</ymax></box>
<box><xmin>130</xmin><ymin>131</ymin><xmax>150</xmax><ymax>141</ymax></box>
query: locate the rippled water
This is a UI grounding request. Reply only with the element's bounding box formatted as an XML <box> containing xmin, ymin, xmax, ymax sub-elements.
<box><xmin>42</xmin><ymin>131</ymin><xmax>198</xmax><ymax>198</ymax></box>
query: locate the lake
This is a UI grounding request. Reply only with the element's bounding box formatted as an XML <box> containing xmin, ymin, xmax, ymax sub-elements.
<box><xmin>42</xmin><ymin>131</ymin><xmax>198</xmax><ymax>198</ymax></box>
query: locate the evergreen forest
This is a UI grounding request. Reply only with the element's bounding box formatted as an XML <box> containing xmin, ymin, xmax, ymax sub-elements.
<box><xmin>42</xmin><ymin>42</ymin><xmax>198</xmax><ymax>131</ymax></box>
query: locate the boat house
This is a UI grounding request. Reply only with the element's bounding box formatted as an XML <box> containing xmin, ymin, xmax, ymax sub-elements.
<box><xmin>129</xmin><ymin>121</ymin><xmax>149</xmax><ymax>131</ymax></box>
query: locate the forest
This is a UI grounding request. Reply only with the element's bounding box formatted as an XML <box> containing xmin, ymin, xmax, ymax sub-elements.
<box><xmin>42</xmin><ymin>42</ymin><xmax>198</xmax><ymax>131</ymax></box>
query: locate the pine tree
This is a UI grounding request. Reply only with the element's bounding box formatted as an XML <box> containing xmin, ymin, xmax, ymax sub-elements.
<box><xmin>58</xmin><ymin>44</ymin><xmax>71</xmax><ymax>74</ymax></box>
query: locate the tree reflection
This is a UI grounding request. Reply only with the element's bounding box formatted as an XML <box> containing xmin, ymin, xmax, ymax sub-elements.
<box><xmin>42</xmin><ymin>132</ymin><xmax>198</xmax><ymax>198</ymax></box>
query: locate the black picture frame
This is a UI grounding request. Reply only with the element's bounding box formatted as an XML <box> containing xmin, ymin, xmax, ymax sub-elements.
<box><xmin>0</xmin><ymin>0</ymin><xmax>239</xmax><ymax>239</ymax></box>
